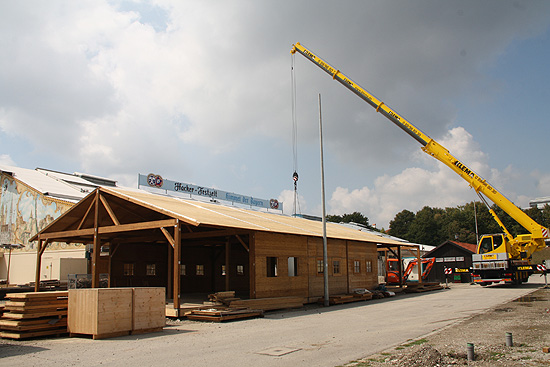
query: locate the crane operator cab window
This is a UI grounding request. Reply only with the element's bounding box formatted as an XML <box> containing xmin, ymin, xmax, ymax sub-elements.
<box><xmin>479</xmin><ymin>236</ymin><xmax>494</xmax><ymax>254</ymax></box>
<box><xmin>493</xmin><ymin>234</ymin><xmax>503</xmax><ymax>249</ymax></box>
<box><xmin>479</xmin><ymin>235</ymin><xmax>504</xmax><ymax>254</ymax></box>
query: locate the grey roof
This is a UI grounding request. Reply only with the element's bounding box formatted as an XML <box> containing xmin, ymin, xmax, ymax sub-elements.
<box><xmin>0</xmin><ymin>165</ymin><xmax>116</xmax><ymax>203</ymax></box>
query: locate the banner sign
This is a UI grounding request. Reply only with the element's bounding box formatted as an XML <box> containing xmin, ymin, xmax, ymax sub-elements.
<box><xmin>138</xmin><ymin>173</ymin><xmax>282</xmax><ymax>211</ymax></box>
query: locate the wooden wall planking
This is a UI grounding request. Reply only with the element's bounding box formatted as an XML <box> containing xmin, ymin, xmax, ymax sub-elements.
<box><xmin>307</xmin><ymin>237</ymin><xmax>348</xmax><ymax>300</ymax></box>
<box><xmin>252</xmin><ymin>232</ymin><xmax>379</xmax><ymax>302</ymax></box>
<box><xmin>347</xmin><ymin>241</ymin><xmax>379</xmax><ymax>291</ymax></box>
<box><xmin>253</xmin><ymin>232</ymin><xmax>308</xmax><ymax>299</ymax></box>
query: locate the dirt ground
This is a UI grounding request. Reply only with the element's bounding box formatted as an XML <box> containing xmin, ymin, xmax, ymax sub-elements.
<box><xmin>344</xmin><ymin>286</ymin><xmax>550</xmax><ymax>367</ymax></box>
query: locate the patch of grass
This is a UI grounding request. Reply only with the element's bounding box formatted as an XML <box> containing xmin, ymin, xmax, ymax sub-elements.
<box><xmin>489</xmin><ymin>351</ymin><xmax>505</xmax><ymax>361</ymax></box>
<box><xmin>402</xmin><ymin>338</ymin><xmax>428</xmax><ymax>347</ymax></box>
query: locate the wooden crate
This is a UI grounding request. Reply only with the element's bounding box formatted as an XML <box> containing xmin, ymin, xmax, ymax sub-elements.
<box><xmin>68</xmin><ymin>288</ymin><xmax>133</xmax><ymax>339</ymax></box>
<box><xmin>68</xmin><ymin>288</ymin><xmax>165</xmax><ymax>339</ymax></box>
<box><xmin>132</xmin><ymin>287</ymin><xmax>165</xmax><ymax>332</ymax></box>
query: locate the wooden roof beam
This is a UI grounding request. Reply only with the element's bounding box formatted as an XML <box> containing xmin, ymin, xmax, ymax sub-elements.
<box><xmin>235</xmin><ymin>234</ymin><xmax>249</xmax><ymax>252</ymax></box>
<box><xmin>100</xmin><ymin>194</ymin><xmax>120</xmax><ymax>226</ymax></box>
<box><xmin>161</xmin><ymin>227</ymin><xmax>175</xmax><ymax>248</ymax></box>
<box><xmin>180</xmin><ymin>228</ymin><xmax>249</xmax><ymax>240</ymax></box>
<box><xmin>35</xmin><ymin>219</ymin><xmax>178</xmax><ymax>241</ymax></box>
<box><xmin>77</xmin><ymin>199</ymin><xmax>95</xmax><ymax>230</ymax></box>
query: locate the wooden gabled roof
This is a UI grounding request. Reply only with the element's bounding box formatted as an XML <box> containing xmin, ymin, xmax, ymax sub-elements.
<box><xmin>32</xmin><ymin>186</ymin><xmax>405</xmax><ymax>246</ymax></box>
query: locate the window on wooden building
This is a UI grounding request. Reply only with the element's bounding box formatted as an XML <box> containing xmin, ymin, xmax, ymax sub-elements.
<box><xmin>236</xmin><ymin>265</ymin><xmax>244</xmax><ymax>276</ymax></box>
<box><xmin>123</xmin><ymin>263</ymin><xmax>134</xmax><ymax>276</ymax></box>
<box><xmin>266</xmin><ymin>257</ymin><xmax>278</xmax><ymax>277</ymax></box>
<box><xmin>317</xmin><ymin>259</ymin><xmax>324</xmax><ymax>274</ymax></box>
<box><xmin>221</xmin><ymin>265</ymin><xmax>226</xmax><ymax>276</ymax></box>
<box><xmin>180</xmin><ymin>264</ymin><xmax>186</xmax><ymax>275</ymax></box>
<box><xmin>333</xmin><ymin>260</ymin><xmax>341</xmax><ymax>274</ymax></box>
<box><xmin>365</xmin><ymin>260</ymin><xmax>372</xmax><ymax>273</ymax></box>
<box><xmin>353</xmin><ymin>260</ymin><xmax>361</xmax><ymax>274</ymax></box>
<box><xmin>288</xmin><ymin>257</ymin><xmax>298</xmax><ymax>277</ymax></box>
<box><xmin>196</xmin><ymin>264</ymin><xmax>205</xmax><ymax>276</ymax></box>
<box><xmin>146</xmin><ymin>263</ymin><xmax>156</xmax><ymax>276</ymax></box>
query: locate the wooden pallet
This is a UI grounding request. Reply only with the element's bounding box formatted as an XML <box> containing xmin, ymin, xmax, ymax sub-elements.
<box><xmin>0</xmin><ymin>291</ymin><xmax>68</xmax><ymax>339</ymax></box>
<box><xmin>327</xmin><ymin>292</ymin><xmax>374</xmax><ymax>305</ymax></box>
<box><xmin>405</xmin><ymin>283</ymin><xmax>444</xmax><ymax>293</ymax></box>
<box><xmin>229</xmin><ymin>296</ymin><xmax>304</xmax><ymax>311</ymax></box>
<box><xmin>186</xmin><ymin>307</ymin><xmax>264</xmax><ymax>322</ymax></box>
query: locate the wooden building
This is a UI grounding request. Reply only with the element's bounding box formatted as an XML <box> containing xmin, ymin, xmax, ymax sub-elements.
<box><xmin>423</xmin><ymin>240</ymin><xmax>477</xmax><ymax>283</ymax></box>
<box><xmin>31</xmin><ymin>187</ymin><xmax>406</xmax><ymax>315</ymax></box>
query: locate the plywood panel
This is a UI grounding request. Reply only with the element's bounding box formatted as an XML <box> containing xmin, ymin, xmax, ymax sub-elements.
<box><xmin>133</xmin><ymin>287</ymin><xmax>165</xmax><ymax>330</ymax></box>
<box><xmin>68</xmin><ymin>288</ymin><xmax>133</xmax><ymax>336</ymax></box>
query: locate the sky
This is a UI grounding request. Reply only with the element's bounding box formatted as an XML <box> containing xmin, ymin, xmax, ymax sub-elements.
<box><xmin>1</xmin><ymin>0</ymin><xmax>550</xmax><ymax>229</ymax></box>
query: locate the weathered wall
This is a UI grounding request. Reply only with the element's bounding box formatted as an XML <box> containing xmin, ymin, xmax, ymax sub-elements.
<box><xmin>0</xmin><ymin>173</ymin><xmax>85</xmax><ymax>284</ymax></box>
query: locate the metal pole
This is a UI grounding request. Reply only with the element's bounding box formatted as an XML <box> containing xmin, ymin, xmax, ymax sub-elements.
<box><xmin>319</xmin><ymin>93</ymin><xmax>329</xmax><ymax>307</ymax></box>
<box><xmin>474</xmin><ymin>200</ymin><xmax>479</xmax><ymax>245</ymax></box>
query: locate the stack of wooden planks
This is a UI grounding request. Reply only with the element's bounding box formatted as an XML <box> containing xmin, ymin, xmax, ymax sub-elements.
<box><xmin>0</xmin><ymin>291</ymin><xmax>68</xmax><ymax>340</ymax></box>
<box><xmin>405</xmin><ymin>282</ymin><xmax>444</xmax><ymax>293</ymax></box>
<box><xmin>186</xmin><ymin>307</ymin><xmax>264</xmax><ymax>322</ymax></box>
<box><xmin>326</xmin><ymin>292</ymin><xmax>374</xmax><ymax>305</ymax></box>
<box><xmin>208</xmin><ymin>291</ymin><xmax>240</xmax><ymax>306</ymax></box>
<box><xmin>228</xmin><ymin>296</ymin><xmax>304</xmax><ymax>311</ymax></box>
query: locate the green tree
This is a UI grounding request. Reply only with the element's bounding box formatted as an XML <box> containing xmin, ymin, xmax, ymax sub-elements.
<box><xmin>388</xmin><ymin>209</ymin><xmax>415</xmax><ymax>239</ymax></box>
<box><xmin>406</xmin><ymin>206</ymin><xmax>445</xmax><ymax>246</ymax></box>
<box><xmin>327</xmin><ymin>211</ymin><xmax>374</xmax><ymax>229</ymax></box>
<box><xmin>387</xmin><ymin>200</ymin><xmax>549</xmax><ymax>247</ymax></box>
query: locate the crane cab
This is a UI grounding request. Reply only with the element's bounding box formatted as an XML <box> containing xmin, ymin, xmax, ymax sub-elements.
<box><xmin>477</xmin><ymin>234</ymin><xmax>508</xmax><ymax>255</ymax></box>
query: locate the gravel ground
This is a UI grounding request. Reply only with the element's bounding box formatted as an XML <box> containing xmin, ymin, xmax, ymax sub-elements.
<box><xmin>343</xmin><ymin>286</ymin><xmax>550</xmax><ymax>367</ymax></box>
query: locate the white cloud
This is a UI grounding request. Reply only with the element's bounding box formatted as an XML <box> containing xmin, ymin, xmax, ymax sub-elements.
<box><xmin>279</xmin><ymin>189</ymin><xmax>308</xmax><ymax>216</ymax></box>
<box><xmin>327</xmin><ymin>126</ymin><xmax>527</xmax><ymax>229</ymax></box>
<box><xmin>0</xmin><ymin>154</ymin><xmax>16</xmax><ymax>166</ymax></box>
<box><xmin>1</xmin><ymin>1</ymin><xmax>549</xmax><ymax>225</ymax></box>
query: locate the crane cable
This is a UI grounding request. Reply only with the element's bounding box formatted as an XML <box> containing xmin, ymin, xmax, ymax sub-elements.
<box><xmin>291</xmin><ymin>53</ymin><xmax>301</xmax><ymax>216</ymax></box>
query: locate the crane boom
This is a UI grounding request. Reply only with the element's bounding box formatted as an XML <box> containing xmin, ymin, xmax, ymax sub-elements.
<box><xmin>291</xmin><ymin>42</ymin><xmax>548</xmax><ymax>284</ymax></box>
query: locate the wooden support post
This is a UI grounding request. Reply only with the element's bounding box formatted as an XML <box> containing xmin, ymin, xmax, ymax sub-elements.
<box><xmin>92</xmin><ymin>228</ymin><xmax>101</xmax><ymax>288</ymax></box>
<box><xmin>345</xmin><ymin>240</ymin><xmax>350</xmax><ymax>293</ymax></box>
<box><xmin>167</xmin><ymin>242</ymin><xmax>173</xmax><ymax>297</ymax></box>
<box><xmin>34</xmin><ymin>240</ymin><xmax>43</xmax><ymax>292</ymax></box>
<box><xmin>108</xmin><ymin>242</ymin><xmax>112</xmax><ymax>288</ymax></box>
<box><xmin>225</xmin><ymin>238</ymin><xmax>230</xmax><ymax>291</ymax></box>
<box><xmin>249</xmin><ymin>233</ymin><xmax>256</xmax><ymax>299</ymax></box>
<box><xmin>173</xmin><ymin>220</ymin><xmax>181</xmax><ymax>313</ymax></box>
<box><xmin>397</xmin><ymin>246</ymin><xmax>403</xmax><ymax>287</ymax></box>
<box><xmin>92</xmin><ymin>191</ymin><xmax>101</xmax><ymax>288</ymax></box>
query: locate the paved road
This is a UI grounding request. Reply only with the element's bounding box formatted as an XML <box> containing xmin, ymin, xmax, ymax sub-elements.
<box><xmin>1</xmin><ymin>278</ymin><xmax>546</xmax><ymax>367</ymax></box>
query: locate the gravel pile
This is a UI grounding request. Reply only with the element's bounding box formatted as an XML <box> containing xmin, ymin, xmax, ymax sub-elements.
<box><xmin>344</xmin><ymin>287</ymin><xmax>550</xmax><ymax>367</ymax></box>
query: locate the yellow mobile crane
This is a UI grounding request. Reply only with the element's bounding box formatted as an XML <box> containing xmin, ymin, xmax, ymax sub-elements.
<box><xmin>291</xmin><ymin>42</ymin><xmax>549</xmax><ymax>285</ymax></box>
